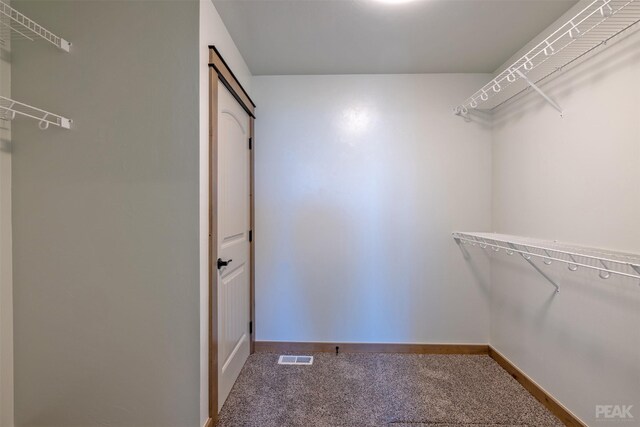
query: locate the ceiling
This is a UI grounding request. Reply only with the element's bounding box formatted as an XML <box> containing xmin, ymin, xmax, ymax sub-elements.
<box><xmin>213</xmin><ymin>0</ymin><xmax>578</xmax><ymax>75</ymax></box>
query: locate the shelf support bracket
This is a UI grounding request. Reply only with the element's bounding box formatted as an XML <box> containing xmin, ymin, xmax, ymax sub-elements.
<box><xmin>508</xmin><ymin>243</ymin><xmax>560</xmax><ymax>293</ymax></box>
<box><xmin>453</xmin><ymin>107</ymin><xmax>471</xmax><ymax>122</ymax></box>
<box><xmin>631</xmin><ymin>265</ymin><xmax>640</xmax><ymax>286</ymax></box>
<box><xmin>515</xmin><ymin>69</ymin><xmax>563</xmax><ymax>116</ymax></box>
<box><xmin>453</xmin><ymin>236</ymin><xmax>471</xmax><ymax>260</ymax></box>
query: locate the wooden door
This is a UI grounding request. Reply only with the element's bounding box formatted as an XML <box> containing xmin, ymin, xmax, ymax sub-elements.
<box><xmin>216</xmin><ymin>81</ymin><xmax>251</xmax><ymax>410</ymax></box>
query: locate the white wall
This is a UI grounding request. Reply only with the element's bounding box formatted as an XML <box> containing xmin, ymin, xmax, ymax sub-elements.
<box><xmin>491</xmin><ymin>27</ymin><xmax>640</xmax><ymax>426</ymax></box>
<box><xmin>252</xmin><ymin>74</ymin><xmax>492</xmax><ymax>345</ymax></box>
<box><xmin>198</xmin><ymin>0</ymin><xmax>252</xmax><ymax>424</ymax></box>
<box><xmin>12</xmin><ymin>1</ymin><xmax>200</xmax><ymax>426</ymax></box>
<box><xmin>0</xmin><ymin>6</ymin><xmax>13</xmax><ymax>424</ymax></box>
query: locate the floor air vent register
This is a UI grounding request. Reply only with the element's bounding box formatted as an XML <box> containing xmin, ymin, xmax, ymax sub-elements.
<box><xmin>278</xmin><ymin>355</ymin><xmax>314</xmax><ymax>365</ymax></box>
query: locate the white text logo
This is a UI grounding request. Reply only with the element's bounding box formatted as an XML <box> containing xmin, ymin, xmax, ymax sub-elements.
<box><xmin>596</xmin><ymin>405</ymin><xmax>634</xmax><ymax>420</ymax></box>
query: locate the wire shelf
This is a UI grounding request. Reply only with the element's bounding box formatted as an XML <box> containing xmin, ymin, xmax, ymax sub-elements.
<box><xmin>0</xmin><ymin>96</ymin><xmax>71</xmax><ymax>129</ymax></box>
<box><xmin>0</xmin><ymin>0</ymin><xmax>70</xmax><ymax>51</ymax></box>
<box><xmin>453</xmin><ymin>232</ymin><xmax>640</xmax><ymax>291</ymax></box>
<box><xmin>454</xmin><ymin>0</ymin><xmax>640</xmax><ymax>115</ymax></box>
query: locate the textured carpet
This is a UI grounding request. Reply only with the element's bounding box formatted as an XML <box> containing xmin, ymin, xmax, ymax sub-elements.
<box><xmin>390</xmin><ymin>424</ymin><xmax>526</xmax><ymax>426</ymax></box>
<box><xmin>217</xmin><ymin>353</ymin><xmax>562</xmax><ymax>427</ymax></box>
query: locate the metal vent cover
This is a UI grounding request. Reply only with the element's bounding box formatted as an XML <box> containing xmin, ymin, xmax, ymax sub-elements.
<box><xmin>278</xmin><ymin>355</ymin><xmax>314</xmax><ymax>365</ymax></box>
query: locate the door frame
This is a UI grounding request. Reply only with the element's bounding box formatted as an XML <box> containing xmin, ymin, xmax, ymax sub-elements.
<box><xmin>208</xmin><ymin>45</ymin><xmax>256</xmax><ymax>426</ymax></box>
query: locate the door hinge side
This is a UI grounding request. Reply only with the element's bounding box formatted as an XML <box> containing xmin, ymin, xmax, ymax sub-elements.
<box><xmin>249</xmin><ymin>321</ymin><xmax>253</xmax><ymax>334</ymax></box>
<box><xmin>249</xmin><ymin>230</ymin><xmax>253</xmax><ymax>242</ymax></box>
<box><xmin>249</xmin><ymin>137</ymin><xmax>252</xmax><ymax>150</ymax></box>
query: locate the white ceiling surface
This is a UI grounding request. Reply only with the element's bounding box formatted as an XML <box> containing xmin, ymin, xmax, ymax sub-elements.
<box><xmin>213</xmin><ymin>0</ymin><xmax>578</xmax><ymax>75</ymax></box>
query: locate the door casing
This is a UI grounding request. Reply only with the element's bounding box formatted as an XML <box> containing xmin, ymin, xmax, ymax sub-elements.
<box><xmin>208</xmin><ymin>45</ymin><xmax>256</xmax><ymax>425</ymax></box>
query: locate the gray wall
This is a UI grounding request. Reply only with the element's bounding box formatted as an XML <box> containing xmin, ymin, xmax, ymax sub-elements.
<box><xmin>252</xmin><ymin>74</ymin><xmax>492</xmax><ymax>345</ymax></box>
<box><xmin>12</xmin><ymin>1</ymin><xmax>200</xmax><ymax>426</ymax></box>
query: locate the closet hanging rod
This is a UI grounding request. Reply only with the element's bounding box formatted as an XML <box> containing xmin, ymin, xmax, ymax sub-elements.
<box><xmin>452</xmin><ymin>232</ymin><xmax>640</xmax><ymax>283</ymax></box>
<box><xmin>0</xmin><ymin>96</ymin><xmax>72</xmax><ymax>129</ymax></box>
<box><xmin>454</xmin><ymin>0</ymin><xmax>640</xmax><ymax>116</ymax></box>
<box><xmin>0</xmin><ymin>0</ymin><xmax>70</xmax><ymax>51</ymax></box>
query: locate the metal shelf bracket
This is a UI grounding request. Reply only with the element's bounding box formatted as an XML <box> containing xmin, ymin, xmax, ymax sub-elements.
<box><xmin>508</xmin><ymin>242</ymin><xmax>560</xmax><ymax>293</ymax></box>
<box><xmin>515</xmin><ymin>69</ymin><xmax>563</xmax><ymax>116</ymax></box>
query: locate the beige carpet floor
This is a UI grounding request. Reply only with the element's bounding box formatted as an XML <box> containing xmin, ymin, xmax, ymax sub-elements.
<box><xmin>217</xmin><ymin>353</ymin><xmax>563</xmax><ymax>427</ymax></box>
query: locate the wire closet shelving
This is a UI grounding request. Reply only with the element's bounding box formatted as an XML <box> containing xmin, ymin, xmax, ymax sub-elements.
<box><xmin>1</xmin><ymin>96</ymin><xmax>71</xmax><ymax>129</ymax></box>
<box><xmin>0</xmin><ymin>1</ymin><xmax>72</xmax><ymax>130</ymax></box>
<box><xmin>0</xmin><ymin>0</ymin><xmax>70</xmax><ymax>51</ymax></box>
<box><xmin>452</xmin><ymin>232</ymin><xmax>640</xmax><ymax>293</ymax></box>
<box><xmin>454</xmin><ymin>0</ymin><xmax>640</xmax><ymax>117</ymax></box>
